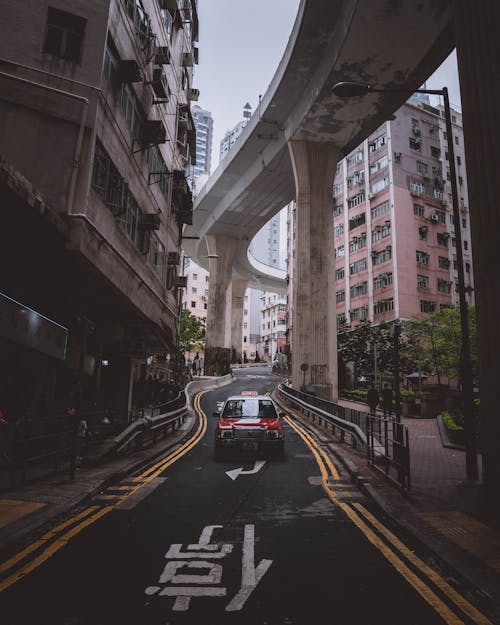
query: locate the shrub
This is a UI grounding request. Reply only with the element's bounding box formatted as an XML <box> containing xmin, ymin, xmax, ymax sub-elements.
<box><xmin>442</xmin><ymin>409</ymin><xmax>464</xmax><ymax>432</ymax></box>
<box><xmin>341</xmin><ymin>389</ymin><xmax>368</xmax><ymax>402</ymax></box>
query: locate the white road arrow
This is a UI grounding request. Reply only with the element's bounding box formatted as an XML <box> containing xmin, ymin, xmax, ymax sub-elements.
<box><xmin>225</xmin><ymin>460</ymin><xmax>266</xmax><ymax>481</ymax></box>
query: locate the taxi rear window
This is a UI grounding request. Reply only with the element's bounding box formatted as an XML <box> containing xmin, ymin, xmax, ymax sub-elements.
<box><xmin>222</xmin><ymin>399</ymin><xmax>277</xmax><ymax>419</ymax></box>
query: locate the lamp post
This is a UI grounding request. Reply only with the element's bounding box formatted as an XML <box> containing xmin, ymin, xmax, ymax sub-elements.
<box><xmin>392</xmin><ymin>320</ymin><xmax>402</xmax><ymax>423</ymax></box>
<box><xmin>333</xmin><ymin>82</ymin><xmax>478</xmax><ymax>481</ymax></box>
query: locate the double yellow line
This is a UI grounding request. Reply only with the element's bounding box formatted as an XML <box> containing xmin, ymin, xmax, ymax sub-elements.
<box><xmin>0</xmin><ymin>392</ymin><xmax>208</xmax><ymax>593</ymax></box>
<box><xmin>283</xmin><ymin>414</ymin><xmax>493</xmax><ymax>625</ymax></box>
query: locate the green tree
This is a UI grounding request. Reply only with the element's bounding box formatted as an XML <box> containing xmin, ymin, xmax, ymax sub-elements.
<box><xmin>404</xmin><ymin>306</ymin><xmax>477</xmax><ymax>386</ymax></box>
<box><xmin>179</xmin><ymin>309</ymin><xmax>205</xmax><ymax>354</ymax></box>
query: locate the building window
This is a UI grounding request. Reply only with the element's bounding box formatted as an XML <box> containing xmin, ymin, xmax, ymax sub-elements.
<box><xmin>372</xmin><ymin>247</ymin><xmax>392</xmax><ymax>265</ymax></box>
<box><xmin>336</xmin><ymin>245</ymin><xmax>345</xmax><ymax>258</ymax></box>
<box><xmin>333</xmin><ymin>182</ymin><xmax>344</xmax><ymax>197</ymax></box>
<box><xmin>43</xmin><ymin>7</ymin><xmax>86</xmax><ymax>63</ymax></box>
<box><xmin>350</xmin><ymin>306</ymin><xmax>369</xmax><ymax>321</ymax></box>
<box><xmin>374</xmin><ymin>297</ymin><xmax>394</xmax><ymax>315</ymax></box>
<box><xmin>335</xmin><ymin>223</ymin><xmax>344</xmax><ymax>238</ymax></box>
<box><xmin>148</xmin><ymin>236</ymin><xmax>165</xmax><ymax>279</ymax></box>
<box><xmin>347</xmin><ymin>150</ymin><xmax>363</xmax><ymax>167</ymax></box>
<box><xmin>417</xmin><ymin>274</ymin><xmax>429</xmax><ymax>289</ymax></box>
<box><xmin>437</xmin><ymin>278</ymin><xmax>452</xmax><ymax>294</ymax></box>
<box><xmin>373</xmin><ymin>272</ymin><xmax>392</xmax><ymax>290</ymax></box>
<box><xmin>420</xmin><ymin>300</ymin><xmax>436</xmax><ymax>313</ymax></box>
<box><xmin>191</xmin><ymin>287</ymin><xmax>197</xmax><ymax>294</ymax></box>
<box><xmin>350</xmin><ymin>281</ymin><xmax>368</xmax><ymax>298</ymax></box>
<box><xmin>191</xmin><ymin>301</ymin><xmax>196</xmax><ymax>308</ymax></box>
<box><xmin>333</xmin><ymin>203</ymin><xmax>344</xmax><ymax>217</ymax></box>
<box><xmin>369</xmin><ymin>135</ymin><xmax>386</xmax><ymax>152</ymax></box>
<box><xmin>409</xmin><ymin>137</ymin><xmax>421</xmax><ymax>151</ymax></box>
<box><xmin>336</xmin><ymin>290</ymin><xmax>345</xmax><ymax>303</ymax></box>
<box><xmin>418</xmin><ymin>225</ymin><xmax>428</xmax><ymax>240</ymax></box>
<box><xmin>349</xmin><ymin>213</ymin><xmax>366</xmax><ymax>230</ymax></box>
<box><xmin>192</xmin><ymin>273</ymin><xmax>198</xmax><ymax>281</ymax></box>
<box><xmin>416</xmin><ymin>250</ymin><xmax>429</xmax><ymax>265</ymax></box>
<box><xmin>416</xmin><ymin>160</ymin><xmax>428</xmax><ymax>174</ymax></box>
<box><xmin>370</xmin><ymin>177</ymin><xmax>389</xmax><ymax>195</ymax></box>
<box><xmin>335</xmin><ymin>267</ymin><xmax>345</xmax><ymax>281</ymax></box>
<box><xmin>369</xmin><ymin>154</ymin><xmax>388</xmax><ymax>174</ymax></box>
<box><xmin>348</xmin><ymin>192</ymin><xmax>365</xmax><ymax>209</ymax></box>
<box><xmin>438</xmin><ymin>256</ymin><xmax>450</xmax><ymax>269</ymax></box>
<box><xmin>437</xmin><ymin>232</ymin><xmax>449</xmax><ymax>246</ymax></box>
<box><xmin>431</xmin><ymin>146</ymin><xmax>441</xmax><ymax>159</ymax></box>
<box><xmin>350</xmin><ymin>258</ymin><xmax>368</xmax><ymax>274</ymax></box>
<box><xmin>349</xmin><ymin>233</ymin><xmax>367</xmax><ymax>252</ymax></box>
<box><xmin>371</xmin><ymin>200</ymin><xmax>390</xmax><ymax>220</ymax></box>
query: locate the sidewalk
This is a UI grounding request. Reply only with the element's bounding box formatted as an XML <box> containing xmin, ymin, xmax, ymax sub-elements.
<box><xmin>299</xmin><ymin>396</ymin><xmax>500</xmax><ymax>610</ymax></box>
<box><xmin>0</xmin><ymin>413</ymin><xmax>197</xmax><ymax>552</ymax></box>
<box><xmin>0</xmin><ymin>375</ymin><xmax>235</xmax><ymax>553</ymax></box>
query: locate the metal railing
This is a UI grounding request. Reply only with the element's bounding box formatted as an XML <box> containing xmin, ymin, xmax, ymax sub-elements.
<box><xmin>277</xmin><ymin>384</ymin><xmax>366</xmax><ymax>448</ymax></box>
<box><xmin>277</xmin><ymin>384</ymin><xmax>411</xmax><ymax>491</ymax></box>
<box><xmin>367</xmin><ymin>415</ymin><xmax>410</xmax><ymax>491</ymax></box>
<box><xmin>114</xmin><ymin>393</ymin><xmax>188</xmax><ymax>454</ymax></box>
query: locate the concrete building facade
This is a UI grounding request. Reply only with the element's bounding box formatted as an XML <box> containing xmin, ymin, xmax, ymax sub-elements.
<box><xmin>0</xmin><ymin>0</ymin><xmax>199</xmax><ymax>418</ymax></box>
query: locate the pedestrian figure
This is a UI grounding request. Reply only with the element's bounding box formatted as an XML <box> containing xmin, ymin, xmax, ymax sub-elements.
<box><xmin>196</xmin><ymin>356</ymin><xmax>203</xmax><ymax>376</ymax></box>
<box><xmin>367</xmin><ymin>385</ymin><xmax>380</xmax><ymax>416</ymax></box>
<box><xmin>382</xmin><ymin>384</ymin><xmax>393</xmax><ymax>417</ymax></box>
<box><xmin>192</xmin><ymin>353</ymin><xmax>199</xmax><ymax>376</ymax></box>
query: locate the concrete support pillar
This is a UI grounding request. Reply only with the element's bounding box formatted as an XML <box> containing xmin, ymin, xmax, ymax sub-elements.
<box><xmin>455</xmin><ymin>1</ymin><xmax>500</xmax><ymax>493</ymax></box>
<box><xmin>231</xmin><ymin>279</ymin><xmax>248</xmax><ymax>362</ymax></box>
<box><xmin>204</xmin><ymin>234</ymin><xmax>237</xmax><ymax>375</ymax></box>
<box><xmin>288</xmin><ymin>141</ymin><xmax>339</xmax><ymax>400</ymax></box>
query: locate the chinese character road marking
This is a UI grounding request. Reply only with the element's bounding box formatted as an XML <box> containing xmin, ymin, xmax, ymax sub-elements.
<box><xmin>225</xmin><ymin>524</ymin><xmax>272</xmax><ymax>611</ymax></box>
<box><xmin>144</xmin><ymin>524</ymin><xmax>272</xmax><ymax>612</ymax></box>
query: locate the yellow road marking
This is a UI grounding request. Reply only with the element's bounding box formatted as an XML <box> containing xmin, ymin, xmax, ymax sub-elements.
<box><xmin>0</xmin><ymin>506</ymin><xmax>112</xmax><ymax>592</ymax></box>
<box><xmin>0</xmin><ymin>505</ymin><xmax>99</xmax><ymax>575</ymax></box>
<box><xmin>0</xmin><ymin>393</ymin><xmax>207</xmax><ymax>592</ymax></box>
<box><xmin>285</xmin><ymin>412</ymin><xmax>491</xmax><ymax>625</ymax></box>
<box><xmin>284</xmin><ymin>415</ymin><xmax>340</xmax><ymax>480</ymax></box>
<box><xmin>353</xmin><ymin>503</ymin><xmax>494</xmax><ymax>625</ymax></box>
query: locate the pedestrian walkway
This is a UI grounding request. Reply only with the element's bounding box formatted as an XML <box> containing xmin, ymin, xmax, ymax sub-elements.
<box><xmin>302</xmin><ymin>397</ymin><xmax>500</xmax><ymax>611</ymax></box>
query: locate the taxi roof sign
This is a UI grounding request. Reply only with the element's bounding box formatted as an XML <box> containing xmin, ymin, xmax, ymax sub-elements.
<box><xmin>240</xmin><ymin>391</ymin><xmax>258</xmax><ymax>396</ymax></box>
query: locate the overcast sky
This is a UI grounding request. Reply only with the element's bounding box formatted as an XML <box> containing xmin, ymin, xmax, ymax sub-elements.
<box><xmin>194</xmin><ymin>1</ymin><xmax>462</xmax><ymax>173</ymax></box>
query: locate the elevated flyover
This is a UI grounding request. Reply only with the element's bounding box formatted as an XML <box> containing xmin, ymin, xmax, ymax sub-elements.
<box><xmin>184</xmin><ymin>0</ymin><xmax>454</xmax><ymax>393</ymax></box>
<box><xmin>183</xmin><ymin>0</ymin><xmax>454</xmax><ymax>291</ymax></box>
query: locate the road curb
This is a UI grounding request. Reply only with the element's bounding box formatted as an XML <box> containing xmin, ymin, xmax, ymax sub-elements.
<box><xmin>0</xmin><ymin>381</ymin><xmax>226</xmax><ymax>552</ymax></box>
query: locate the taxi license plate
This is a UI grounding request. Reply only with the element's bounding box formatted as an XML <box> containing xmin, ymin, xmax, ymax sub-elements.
<box><xmin>242</xmin><ymin>441</ymin><xmax>258</xmax><ymax>450</ymax></box>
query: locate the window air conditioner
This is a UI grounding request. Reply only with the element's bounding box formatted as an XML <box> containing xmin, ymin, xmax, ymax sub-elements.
<box><xmin>154</xmin><ymin>46</ymin><xmax>171</xmax><ymax>65</ymax></box>
<box><xmin>175</xmin><ymin>276</ymin><xmax>188</xmax><ymax>289</ymax></box>
<box><xmin>142</xmin><ymin>120</ymin><xmax>167</xmax><ymax>144</ymax></box>
<box><xmin>138</xmin><ymin>213</ymin><xmax>161</xmax><ymax>230</ymax></box>
<box><xmin>167</xmin><ymin>251</ymin><xmax>180</xmax><ymax>265</ymax></box>
<box><xmin>116</xmin><ymin>60</ymin><xmax>141</xmax><ymax>84</ymax></box>
<box><xmin>151</xmin><ymin>68</ymin><xmax>169</xmax><ymax>100</ymax></box>
<box><xmin>188</xmin><ymin>88</ymin><xmax>200</xmax><ymax>101</ymax></box>
<box><xmin>368</xmin><ymin>192</ymin><xmax>375</xmax><ymax>200</ymax></box>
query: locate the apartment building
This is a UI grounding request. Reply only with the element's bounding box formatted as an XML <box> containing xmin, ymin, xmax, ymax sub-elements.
<box><xmin>219</xmin><ymin>102</ymin><xmax>252</xmax><ymax>161</ymax></box>
<box><xmin>331</xmin><ymin>97</ymin><xmax>473</xmax><ymax>328</ymax></box>
<box><xmin>260</xmin><ymin>292</ymin><xmax>287</xmax><ymax>361</ymax></box>
<box><xmin>187</xmin><ymin>103</ymin><xmax>213</xmax><ymax>194</ymax></box>
<box><xmin>0</xmin><ymin>0</ymin><xmax>199</xmax><ymax>416</ymax></box>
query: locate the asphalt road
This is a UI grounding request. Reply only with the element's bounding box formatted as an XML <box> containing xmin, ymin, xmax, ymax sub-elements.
<box><xmin>0</xmin><ymin>368</ymin><xmax>489</xmax><ymax>624</ymax></box>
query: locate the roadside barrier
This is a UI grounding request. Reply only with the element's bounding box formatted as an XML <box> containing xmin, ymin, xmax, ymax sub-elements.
<box><xmin>277</xmin><ymin>383</ymin><xmax>411</xmax><ymax>491</ymax></box>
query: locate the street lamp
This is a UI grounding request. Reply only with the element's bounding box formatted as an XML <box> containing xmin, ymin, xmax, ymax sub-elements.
<box><xmin>333</xmin><ymin>81</ymin><xmax>478</xmax><ymax>481</ymax></box>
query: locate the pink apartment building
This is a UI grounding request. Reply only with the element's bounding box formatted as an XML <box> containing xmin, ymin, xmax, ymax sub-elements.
<box><xmin>331</xmin><ymin>97</ymin><xmax>473</xmax><ymax>328</ymax></box>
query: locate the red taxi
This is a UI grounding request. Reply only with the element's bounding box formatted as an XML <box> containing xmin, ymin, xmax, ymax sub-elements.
<box><xmin>214</xmin><ymin>392</ymin><xmax>285</xmax><ymax>459</ymax></box>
